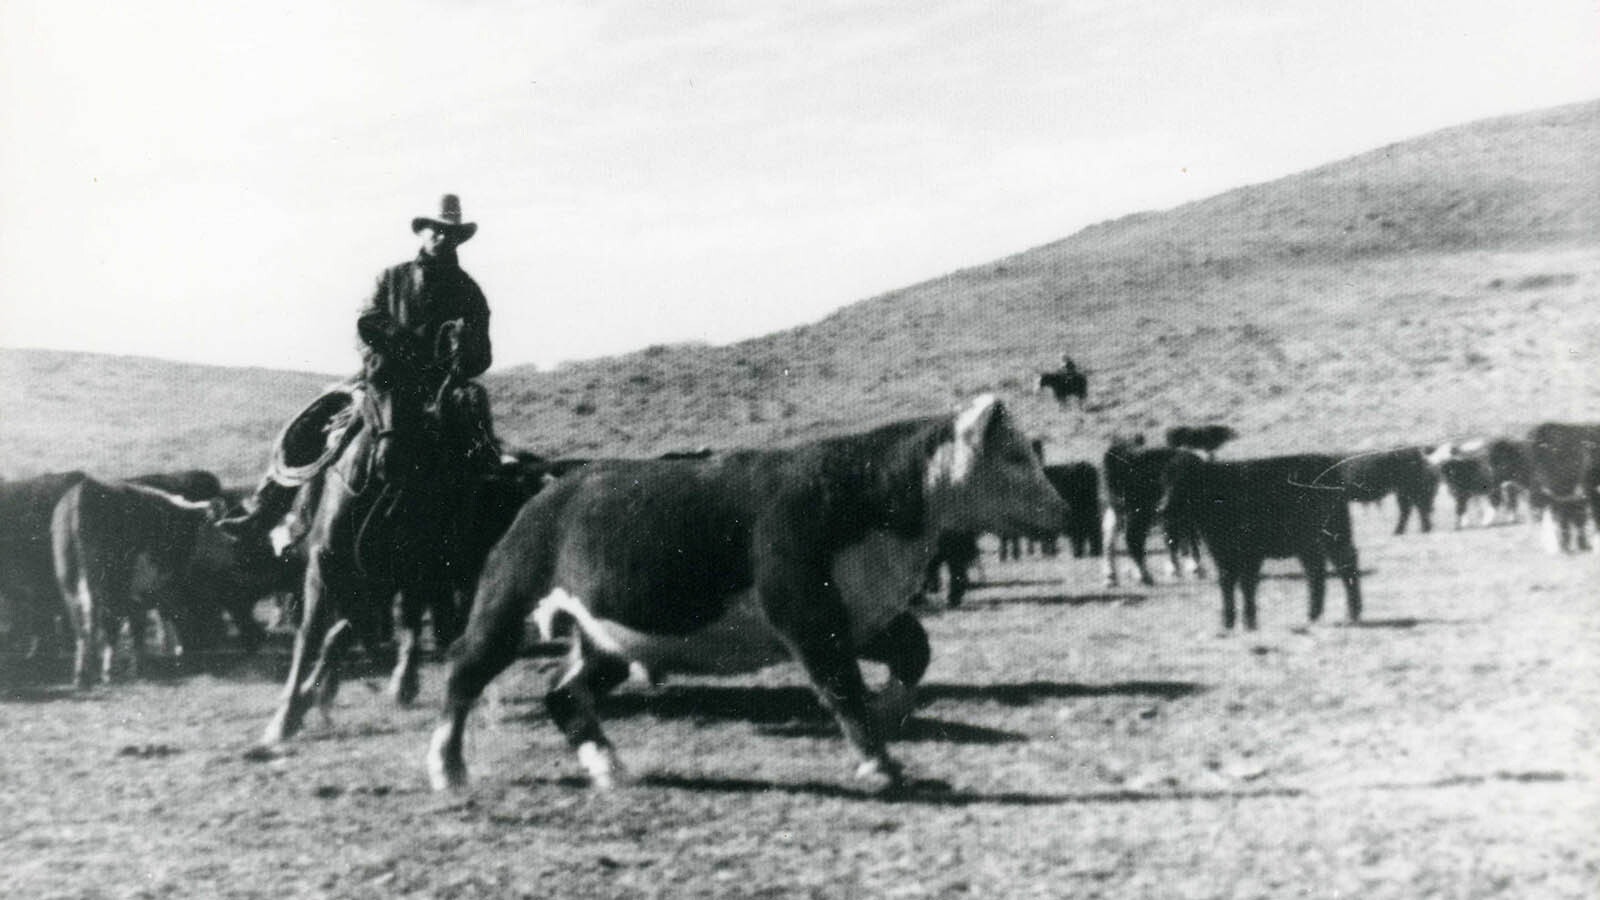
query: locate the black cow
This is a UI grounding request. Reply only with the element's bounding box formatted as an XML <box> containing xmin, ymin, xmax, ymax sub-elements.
<box><xmin>1161</xmin><ymin>453</ymin><xmax>1361</xmax><ymax>631</ymax></box>
<box><xmin>51</xmin><ymin>478</ymin><xmax>227</xmax><ymax>687</ymax></box>
<box><xmin>1526</xmin><ymin>422</ymin><xmax>1600</xmax><ymax>553</ymax></box>
<box><xmin>1043</xmin><ymin>462</ymin><xmax>1102</xmax><ymax>557</ymax></box>
<box><xmin>1335</xmin><ymin>447</ymin><xmax>1440</xmax><ymax>534</ymax></box>
<box><xmin>916</xmin><ymin>531</ymin><xmax>980</xmax><ymax>608</ymax></box>
<box><xmin>1101</xmin><ymin>436</ymin><xmax>1201</xmax><ymax>586</ymax></box>
<box><xmin>1036</xmin><ymin>370</ymin><xmax>1088</xmax><ymax>408</ymax></box>
<box><xmin>1165</xmin><ymin>425</ymin><xmax>1238</xmax><ymax>458</ymax></box>
<box><xmin>0</xmin><ymin>472</ymin><xmax>88</xmax><ymax>655</ymax></box>
<box><xmin>427</xmin><ymin>395</ymin><xmax>1067</xmax><ymax>792</ymax></box>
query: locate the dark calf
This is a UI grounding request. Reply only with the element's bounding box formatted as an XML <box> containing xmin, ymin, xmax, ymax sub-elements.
<box><xmin>1335</xmin><ymin>447</ymin><xmax>1439</xmax><ymax>534</ymax></box>
<box><xmin>1161</xmin><ymin>453</ymin><xmax>1361</xmax><ymax>631</ymax></box>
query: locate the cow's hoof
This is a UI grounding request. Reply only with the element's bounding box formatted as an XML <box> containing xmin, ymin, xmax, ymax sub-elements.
<box><xmin>854</xmin><ymin>757</ymin><xmax>905</xmax><ymax>793</ymax></box>
<box><xmin>869</xmin><ymin>680</ymin><xmax>917</xmax><ymax>735</ymax></box>
<box><xmin>578</xmin><ymin>741</ymin><xmax>630</xmax><ymax>790</ymax></box>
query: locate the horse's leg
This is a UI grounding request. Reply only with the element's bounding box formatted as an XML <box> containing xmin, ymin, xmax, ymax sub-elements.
<box><xmin>389</xmin><ymin>583</ymin><xmax>442</xmax><ymax>706</ymax></box>
<box><xmin>262</xmin><ymin>548</ymin><xmax>337</xmax><ymax>745</ymax></box>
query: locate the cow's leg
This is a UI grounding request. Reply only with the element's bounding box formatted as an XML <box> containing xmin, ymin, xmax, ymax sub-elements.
<box><xmin>1332</xmin><ymin>542</ymin><xmax>1362</xmax><ymax>622</ymax></box>
<box><xmin>1101</xmin><ymin>507</ymin><xmax>1122</xmax><ymax>586</ymax></box>
<box><xmin>427</xmin><ymin>579</ymin><xmax>535</xmax><ymax>791</ymax></box>
<box><xmin>759</xmin><ymin>569</ymin><xmax>900</xmax><ymax>789</ymax></box>
<box><xmin>1126</xmin><ymin>513</ymin><xmax>1156</xmax><ymax>585</ymax></box>
<box><xmin>67</xmin><ymin>574</ymin><xmax>97</xmax><ymax>689</ymax></box>
<box><xmin>858</xmin><ymin>611</ymin><xmax>930</xmax><ymax>732</ymax></box>
<box><xmin>946</xmin><ymin>562</ymin><xmax>969</xmax><ymax>608</ymax></box>
<box><xmin>1217</xmin><ymin>567</ymin><xmax>1239</xmax><ymax>631</ymax></box>
<box><xmin>124</xmin><ymin>607</ymin><xmax>150</xmax><ymax>682</ymax></box>
<box><xmin>544</xmin><ymin>641</ymin><xmax>633</xmax><ymax>789</ymax></box>
<box><xmin>1300</xmin><ymin>550</ymin><xmax>1328</xmax><ymax>622</ymax></box>
<box><xmin>1238</xmin><ymin>560</ymin><xmax>1263</xmax><ymax>631</ymax></box>
<box><xmin>1393</xmin><ymin>498</ymin><xmax>1412</xmax><ymax>535</ymax></box>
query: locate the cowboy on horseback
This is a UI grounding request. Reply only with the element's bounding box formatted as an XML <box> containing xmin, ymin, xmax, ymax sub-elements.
<box><xmin>221</xmin><ymin>194</ymin><xmax>498</xmax><ymax>541</ymax></box>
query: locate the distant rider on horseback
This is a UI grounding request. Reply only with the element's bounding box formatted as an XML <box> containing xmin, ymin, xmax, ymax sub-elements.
<box><xmin>221</xmin><ymin>194</ymin><xmax>497</xmax><ymax>540</ymax></box>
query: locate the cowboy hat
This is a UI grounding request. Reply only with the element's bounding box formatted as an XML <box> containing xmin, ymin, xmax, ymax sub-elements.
<box><xmin>411</xmin><ymin>194</ymin><xmax>478</xmax><ymax>242</ymax></box>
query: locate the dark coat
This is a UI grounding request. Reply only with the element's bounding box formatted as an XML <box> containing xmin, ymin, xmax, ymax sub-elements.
<box><xmin>357</xmin><ymin>250</ymin><xmax>492</xmax><ymax>388</ymax></box>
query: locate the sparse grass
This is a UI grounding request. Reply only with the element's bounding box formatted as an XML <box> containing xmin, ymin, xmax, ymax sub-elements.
<box><xmin>0</xmin><ymin>508</ymin><xmax>1595</xmax><ymax>898</ymax></box>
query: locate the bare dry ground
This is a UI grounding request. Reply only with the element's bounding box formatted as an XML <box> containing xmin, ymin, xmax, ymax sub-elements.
<box><xmin>2</xmin><ymin>506</ymin><xmax>1594</xmax><ymax>899</ymax></box>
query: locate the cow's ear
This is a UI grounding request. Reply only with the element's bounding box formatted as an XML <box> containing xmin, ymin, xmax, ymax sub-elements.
<box><xmin>955</xmin><ymin>394</ymin><xmax>1002</xmax><ymax>449</ymax></box>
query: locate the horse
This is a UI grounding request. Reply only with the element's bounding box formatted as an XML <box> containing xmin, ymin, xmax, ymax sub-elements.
<box><xmin>261</xmin><ymin>322</ymin><xmax>483</xmax><ymax>745</ymax></box>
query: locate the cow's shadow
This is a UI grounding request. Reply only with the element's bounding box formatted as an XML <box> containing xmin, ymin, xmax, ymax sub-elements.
<box><xmin>1255</xmin><ymin>568</ymin><xmax>1377</xmax><ymax>582</ymax></box>
<box><xmin>1337</xmin><ymin>617</ymin><xmax>1482</xmax><ymax>629</ymax></box>
<box><xmin>956</xmin><ymin>591</ymin><xmax>1147</xmax><ymax>608</ymax></box>
<box><xmin>587</xmin><ymin>679</ymin><xmax>1204</xmax><ymax>744</ymax></box>
<box><xmin>513</xmin><ymin>772</ymin><xmax>1302</xmax><ymax>807</ymax></box>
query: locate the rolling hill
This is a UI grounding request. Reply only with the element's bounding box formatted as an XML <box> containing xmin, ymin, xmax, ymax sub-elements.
<box><xmin>3</xmin><ymin>98</ymin><xmax>1597</xmax><ymax>483</ymax></box>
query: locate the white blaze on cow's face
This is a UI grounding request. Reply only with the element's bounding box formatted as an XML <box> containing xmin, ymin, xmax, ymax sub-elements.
<box><xmin>927</xmin><ymin>394</ymin><xmax>1066</xmax><ymax>534</ymax></box>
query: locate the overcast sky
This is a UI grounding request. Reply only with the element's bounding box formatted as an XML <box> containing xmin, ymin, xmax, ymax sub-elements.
<box><xmin>2</xmin><ymin>1</ymin><xmax>1596</xmax><ymax>374</ymax></box>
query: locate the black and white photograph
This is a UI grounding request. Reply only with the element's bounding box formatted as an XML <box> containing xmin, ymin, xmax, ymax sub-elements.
<box><xmin>1</xmin><ymin>2</ymin><xmax>1597</xmax><ymax>897</ymax></box>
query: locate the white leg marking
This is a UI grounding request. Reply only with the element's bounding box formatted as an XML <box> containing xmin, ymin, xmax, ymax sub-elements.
<box><xmin>427</xmin><ymin>723</ymin><xmax>465</xmax><ymax>791</ymax></box>
<box><xmin>1540</xmin><ymin>510</ymin><xmax>1563</xmax><ymax>555</ymax></box>
<box><xmin>577</xmin><ymin>741</ymin><xmax>628</xmax><ymax>790</ymax></box>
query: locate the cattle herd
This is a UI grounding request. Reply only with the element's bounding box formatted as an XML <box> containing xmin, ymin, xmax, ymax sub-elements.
<box><xmin>1</xmin><ymin>399</ymin><xmax>1597</xmax><ymax>793</ymax></box>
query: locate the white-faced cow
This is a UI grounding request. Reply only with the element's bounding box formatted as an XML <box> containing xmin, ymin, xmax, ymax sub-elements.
<box><xmin>427</xmin><ymin>395</ymin><xmax>1066</xmax><ymax>793</ymax></box>
<box><xmin>51</xmin><ymin>478</ymin><xmax>228</xmax><ymax>688</ymax></box>
<box><xmin>1160</xmin><ymin>453</ymin><xmax>1361</xmax><ymax>631</ymax></box>
<box><xmin>1525</xmin><ymin>422</ymin><xmax>1600</xmax><ymax>553</ymax></box>
<box><xmin>1485</xmin><ymin>438</ymin><xmax>1537</xmax><ymax>525</ymax></box>
<box><xmin>1427</xmin><ymin>441</ymin><xmax>1516</xmax><ymax>528</ymax></box>
<box><xmin>1334</xmin><ymin>446</ymin><xmax>1440</xmax><ymax>534</ymax></box>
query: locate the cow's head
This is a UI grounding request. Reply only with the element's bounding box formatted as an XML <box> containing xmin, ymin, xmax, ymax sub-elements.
<box><xmin>1155</xmin><ymin>449</ymin><xmax>1206</xmax><ymax>524</ymax></box>
<box><xmin>926</xmin><ymin>394</ymin><xmax>1067</xmax><ymax>535</ymax></box>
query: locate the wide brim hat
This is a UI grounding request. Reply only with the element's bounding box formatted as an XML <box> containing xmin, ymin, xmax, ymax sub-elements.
<box><xmin>411</xmin><ymin>194</ymin><xmax>478</xmax><ymax>242</ymax></box>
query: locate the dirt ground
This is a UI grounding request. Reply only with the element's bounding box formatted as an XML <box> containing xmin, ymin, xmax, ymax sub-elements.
<box><xmin>2</xmin><ymin>505</ymin><xmax>1596</xmax><ymax>899</ymax></box>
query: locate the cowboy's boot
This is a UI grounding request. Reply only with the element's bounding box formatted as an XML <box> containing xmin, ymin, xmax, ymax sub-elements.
<box><xmin>218</xmin><ymin>479</ymin><xmax>299</xmax><ymax>539</ymax></box>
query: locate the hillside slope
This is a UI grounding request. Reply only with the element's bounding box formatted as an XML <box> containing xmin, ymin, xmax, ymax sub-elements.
<box><xmin>3</xmin><ymin>99</ymin><xmax>1597</xmax><ymax>480</ymax></box>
